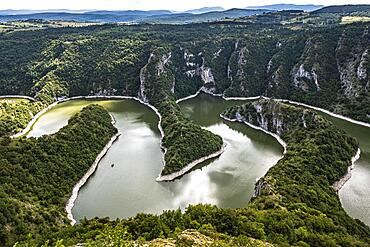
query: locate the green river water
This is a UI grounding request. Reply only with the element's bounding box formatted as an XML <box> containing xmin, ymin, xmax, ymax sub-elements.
<box><xmin>26</xmin><ymin>94</ymin><xmax>370</xmax><ymax>226</ymax></box>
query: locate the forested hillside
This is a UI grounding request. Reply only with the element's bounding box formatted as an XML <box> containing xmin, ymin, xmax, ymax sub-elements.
<box><xmin>0</xmin><ymin>21</ymin><xmax>368</xmax><ymax>124</ymax></box>
<box><xmin>0</xmin><ymin>105</ymin><xmax>117</xmax><ymax>245</ymax></box>
<box><xmin>17</xmin><ymin>100</ymin><xmax>368</xmax><ymax>246</ymax></box>
<box><xmin>0</xmin><ymin>10</ymin><xmax>369</xmax><ymax>246</ymax></box>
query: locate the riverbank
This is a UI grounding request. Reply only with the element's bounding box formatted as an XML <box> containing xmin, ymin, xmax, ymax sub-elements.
<box><xmin>223</xmin><ymin>95</ymin><xmax>370</xmax><ymax>128</ymax></box>
<box><xmin>175</xmin><ymin>86</ymin><xmax>222</xmax><ymax>104</ymax></box>
<box><xmin>9</xmin><ymin>94</ymin><xmax>228</xmax><ymax>183</ymax></box>
<box><xmin>177</xmin><ymin>91</ymin><xmax>370</xmax><ymax>128</ymax></box>
<box><xmin>332</xmin><ymin>148</ymin><xmax>361</xmax><ymax>192</ymax></box>
<box><xmin>156</xmin><ymin>142</ymin><xmax>227</xmax><ymax>182</ymax></box>
<box><xmin>219</xmin><ymin>113</ymin><xmax>288</xmax><ymax>194</ymax></box>
<box><xmin>6</xmin><ymin>93</ymin><xmax>369</xmax><ymax>223</ymax></box>
<box><xmin>220</xmin><ymin>114</ymin><xmax>287</xmax><ymax>154</ymax></box>
<box><xmin>0</xmin><ymin>95</ymin><xmax>35</xmax><ymax>101</ymax></box>
<box><xmin>11</xmin><ymin>101</ymin><xmax>58</xmax><ymax>138</ymax></box>
<box><xmin>66</xmin><ymin>113</ymin><xmax>121</xmax><ymax>225</ymax></box>
<box><xmin>220</xmin><ymin>100</ymin><xmax>363</xmax><ymax>201</ymax></box>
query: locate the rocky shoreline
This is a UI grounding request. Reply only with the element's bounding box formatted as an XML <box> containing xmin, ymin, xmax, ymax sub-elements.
<box><xmin>156</xmin><ymin>143</ymin><xmax>227</xmax><ymax>182</ymax></box>
<box><xmin>5</xmin><ymin>93</ymin><xmax>368</xmax><ymax>223</ymax></box>
<box><xmin>66</xmin><ymin>113</ymin><xmax>121</xmax><ymax>225</ymax></box>
<box><xmin>220</xmin><ymin>112</ymin><xmax>362</xmax><ymax>199</ymax></box>
<box><xmin>0</xmin><ymin>95</ymin><xmax>36</xmax><ymax>101</ymax></box>
<box><xmin>11</xmin><ymin>101</ymin><xmax>59</xmax><ymax>138</ymax></box>
<box><xmin>220</xmin><ymin>114</ymin><xmax>287</xmax><ymax>153</ymax></box>
<box><xmin>8</xmin><ymin>94</ymin><xmax>227</xmax><ymax>181</ymax></box>
<box><xmin>332</xmin><ymin>148</ymin><xmax>361</xmax><ymax>193</ymax></box>
<box><xmin>177</xmin><ymin>91</ymin><xmax>370</xmax><ymax>128</ymax></box>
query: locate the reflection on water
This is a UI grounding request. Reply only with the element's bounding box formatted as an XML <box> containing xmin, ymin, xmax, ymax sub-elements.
<box><xmin>320</xmin><ymin>112</ymin><xmax>370</xmax><ymax>226</ymax></box>
<box><xmin>28</xmin><ymin>96</ymin><xmax>282</xmax><ymax>221</ymax></box>
<box><xmin>26</xmin><ymin>94</ymin><xmax>370</xmax><ymax>226</ymax></box>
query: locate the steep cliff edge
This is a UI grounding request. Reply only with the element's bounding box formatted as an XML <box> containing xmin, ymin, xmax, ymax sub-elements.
<box><xmin>138</xmin><ymin>48</ymin><xmax>224</xmax><ymax>178</ymax></box>
<box><xmin>221</xmin><ymin>99</ymin><xmax>370</xmax><ymax>241</ymax></box>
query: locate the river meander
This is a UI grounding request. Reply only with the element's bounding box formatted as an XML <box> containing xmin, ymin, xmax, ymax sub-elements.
<box><xmin>26</xmin><ymin>94</ymin><xmax>370</xmax><ymax>226</ymax></box>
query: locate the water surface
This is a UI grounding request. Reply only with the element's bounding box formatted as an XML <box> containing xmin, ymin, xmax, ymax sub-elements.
<box><xmin>28</xmin><ymin>97</ymin><xmax>283</xmax><ymax>220</ymax></box>
<box><xmin>27</xmin><ymin>94</ymin><xmax>370</xmax><ymax>226</ymax></box>
<box><xmin>319</xmin><ymin>112</ymin><xmax>370</xmax><ymax>226</ymax></box>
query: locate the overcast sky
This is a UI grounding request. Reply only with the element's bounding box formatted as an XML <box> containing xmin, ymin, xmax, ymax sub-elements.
<box><xmin>1</xmin><ymin>0</ymin><xmax>369</xmax><ymax>11</ymax></box>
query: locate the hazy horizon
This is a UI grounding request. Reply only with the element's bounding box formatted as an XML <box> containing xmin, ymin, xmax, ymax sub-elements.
<box><xmin>0</xmin><ymin>1</ymin><xmax>369</xmax><ymax>12</ymax></box>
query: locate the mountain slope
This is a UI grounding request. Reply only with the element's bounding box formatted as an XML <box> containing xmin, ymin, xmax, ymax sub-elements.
<box><xmin>247</xmin><ymin>4</ymin><xmax>323</xmax><ymax>11</ymax></box>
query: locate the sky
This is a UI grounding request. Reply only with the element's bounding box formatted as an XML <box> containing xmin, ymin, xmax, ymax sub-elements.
<box><xmin>0</xmin><ymin>0</ymin><xmax>369</xmax><ymax>11</ymax></box>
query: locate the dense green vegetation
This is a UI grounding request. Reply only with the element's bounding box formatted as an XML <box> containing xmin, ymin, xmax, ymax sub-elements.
<box><xmin>139</xmin><ymin>48</ymin><xmax>223</xmax><ymax>175</ymax></box>
<box><xmin>0</xmin><ymin>17</ymin><xmax>368</xmax><ymax>123</ymax></box>
<box><xmin>0</xmin><ymin>8</ymin><xmax>369</xmax><ymax>246</ymax></box>
<box><xmin>0</xmin><ymin>105</ymin><xmax>117</xmax><ymax>245</ymax></box>
<box><xmin>0</xmin><ymin>99</ymin><xmax>42</xmax><ymax>137</ymax></box>
<box><xmin>13</xmin><ymin>100</ymin><xmax>368</xmax><ymax>246</ymax></box>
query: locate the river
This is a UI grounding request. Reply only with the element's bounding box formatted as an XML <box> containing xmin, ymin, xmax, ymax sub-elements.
<box><xmin>26</xmin><ymin>94</ymin><xmax>370</xmax><ymax>226</ymax></box>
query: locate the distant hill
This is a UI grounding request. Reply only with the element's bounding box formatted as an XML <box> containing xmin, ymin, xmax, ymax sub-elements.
<box><xmin>313</xmin><ymin>4</ymin><xmax>370</xmax><ymax>14</ymax></box>
<box><xmin>183</xmin><ymin>7</ymin><xmax>224</xmax><ymax>14</ymax></box>
<box><xmin>0</xmin><ymin>12</ymin><xmax>134</xmax><ymax>22</ymax></box>
<box><xmin>0</xmin><ymin>8</ymin><xmax>270</xmax><ymax>24</ymax></box>
<box><xmin>145</xmin><ymin>8</ymin><xmax>271</xmax><ymax>24</ymax></box>
<box><xmin>246</xmin><ymin>4</ymin><xmax>322</xmax><ymax>11</ymax></box>
<box><xmin>0</xmin><ymin>10</ymin><xmax>175</xmax><ymax>23</ymax></box>
<box><xmin>0</xmin><ymin>9</ymin><xmax>88</xmax><ymax>15</ymax></box>
<box><xmin>85</xmin><ymin>10</ymin><xmax>172</xmax><ymax>16</ymax></box>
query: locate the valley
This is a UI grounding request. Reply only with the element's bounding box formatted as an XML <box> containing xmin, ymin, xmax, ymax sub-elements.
<box><xmin>0</xmin><ymin>5</ymin><xmax>369</xmax><ymax>246</ymax></box>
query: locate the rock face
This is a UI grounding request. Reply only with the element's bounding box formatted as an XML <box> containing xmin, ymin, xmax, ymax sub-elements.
<box><xmin>222</xmin><ymin>98</ymin><xmax>359</xmax><ymax>202</ymax></box>
<box><xmin>138</xmin><ymin>53</ymin><xmax>154</xmax><ymax>103</ymax></box>
<box><xmin>336</xmin><ymin>29</ymin><xmax>369</xmax><ymax>98</ymax></box>
<box><xmin>139</xmin><ymin>51</ymin><xmax>173</xmax><ymax>103</ymax></box>
<box><xmin>226</xmin><ymin>99</ymin><xmax>310</xmax><ymax>137</ymax></box>
<box><xmin>254</xmin><ymin>178</ymin><xmax>274</xmax><ymax>197</ymax></box>
<box><xmin>182</xmin><ymin>49</ymin><xmax>215</xmax><ymax>84</ymax></box>
<box><xmin>293</xmin><ymin>64</ymin><xmax>320</xmax><ymax>92</ymax></box>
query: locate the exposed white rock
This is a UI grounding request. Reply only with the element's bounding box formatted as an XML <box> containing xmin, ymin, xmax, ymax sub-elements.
<box><xmin>0</xmin><ymin>95</ymin><xmax>36</xmax><ymax>101</ymax></box>
<box><xmin>357</xmin><ymin>49</ymin><xmax>368</xmax><ymax>81</ymax></box>
<box><xmin>339</xmin><ymin>65</ymin><xmax>359</xmax><ymax>98</ymax></box>
<box><xmin>272</xmin><ymin>113</ymin><xmax>284</xmax><ymax>136</ymax></box>
<box><xmin>138</xmin><ymin>53</ymin><xmax>154</xmax><ymax>103</ymax></box>
<box><xmin>92</xmin><ymin>88</ymin><xmax>117</xmax><ymax>97</ymax></box>
<box><xmin>200</xmin><ymin>67</ymin><xmax>214</xmax><ymax>83</ymax></box>
<box><xmin>171</xmin><ymin>80</ymin><xmax>175</xmax><ymax>94</ymax></box>
<box><xmin>157</xmin><ymin>52</ymin><xmax>172</xmax><ymax>76</ymax></box>
<box><xmin>213</xmin><ymin>48</ymin><xmax>223</xmax><ymax>58</ymax></box>
<box><xmin>302</xmin><ymin>111</ymin><xmax>308</xmax><ymax>128</ymax></box>
<box><xmin>184</xmin><ymin>49</ymin><xmax>194</xmax><ymax>60</ymax></box>
<box><xmin>238</xmin><ymin>47</ymin><xmax>248</xmax><ymax>65</ymax></box>
<box><xmin>227</xmin><ymin>65</ymin><xmax>232</xmax><ymax>81</ymax></box>
<box><xmin>185</xmin><ymin>70</ymin><xmax>197</xmax><ymax>77</ymax></box>
<box><xmin>138</xmin><ymin>52</ymin><xmax>172</xmax><ymax>102</ymax></box>
<box><xmin>311</xmin><ymin>68</ymin><xmax>321</xmax><ymax>91</ymax></box>
<box><xmin>332</xmin><ymin>149</ymin><xmax>361</xmax><ymax>192</ymax></box>
<box><xmin>234</xmin><ymin>40</ymin><xmax>239</xmax><ymax>50</ymax></box>
<box><xmin>336</xmin><ymin>34</ymin><xmax>368</xmax><ymax>98</ymax></box>
<box><xmin>293</xmin><ymin>64</ymin><xmax>320</xmax><ymax>92</ymax></box>
<box><xmin>199</xmin><ymin>58</ymin><xmax>214</xmax><ymax>84</ymax></box>
<box><xmin>267</xmin><ymin>58</ymin><xmax>273</xmax><ymax>73</ymax></box>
